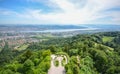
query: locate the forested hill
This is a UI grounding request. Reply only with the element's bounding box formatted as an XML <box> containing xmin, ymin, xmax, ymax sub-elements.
<box><xmin>0</xmin><ymin>32</ymin><xmax>120</xmax><ymax>74</ymax></box>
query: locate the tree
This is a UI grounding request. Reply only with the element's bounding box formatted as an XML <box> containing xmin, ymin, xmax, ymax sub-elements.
<box><xmin>48</xmin><ymin>45</ymin><xmax>56</xmax><ymax>53</ymax></box>
<box><xmin>23</xmin><ymin>59</ymin><xmax>34</xmax><ymax>73</ymax></box>
<box><xmin>73</xmin><ymin>65</ymin><xmax>79</xmax><ymax>74</ymax></box>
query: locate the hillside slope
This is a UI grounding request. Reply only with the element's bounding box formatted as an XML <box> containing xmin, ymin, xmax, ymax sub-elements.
<box><xmin>0</xmin><ymin>32</ymin><xmax>120</xmax><ymax>74</ymax></box>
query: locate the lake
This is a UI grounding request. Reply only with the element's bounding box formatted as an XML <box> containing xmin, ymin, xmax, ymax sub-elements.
<box><xmin>20</xmin><ymin>28</ymin><xmax>98</xmax><ymax>33</ymax></box>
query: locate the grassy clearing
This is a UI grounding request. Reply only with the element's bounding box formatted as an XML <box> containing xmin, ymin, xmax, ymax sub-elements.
<box><xmin>62</xmin><ymin>57</ymin><xmax>66</xmax><ymax>66</ymax></box>
<box><xmin>31</xmin><ymin>34</ymin><xmax>57</xmax><ymax>40</ymax></box>
<box><xmin>102</xmin><ymin>36</ymin><xmax>114</xmax><ymax>42</ymax></box>
<box><xmin>95</xmin><ymin>43</ymin><xmax>114</xmax><ymax>51</ymax></box>
<box><xmin>54</xmin><ymin>60</ymin><xmax>59</xmax><ymax>67</ymax></box>
<box><xmin>16</xmin><ymin>44</ymin><xmax>29</xmax><ymax>51</ymax></box>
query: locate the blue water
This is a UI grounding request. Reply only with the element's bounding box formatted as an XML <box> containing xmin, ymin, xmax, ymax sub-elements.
<box><xmin>20</xmin><ymin>28</ymin><xmax>98</xmax><ymax>33</ymax></box>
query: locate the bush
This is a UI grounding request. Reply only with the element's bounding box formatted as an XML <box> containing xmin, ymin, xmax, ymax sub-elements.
<box><xmin>54</xmin><ymin>60</ymin><xmax>59</xmax><ymax>67</ymax></box>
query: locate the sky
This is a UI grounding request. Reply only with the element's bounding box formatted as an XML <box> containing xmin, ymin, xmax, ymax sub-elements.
<box><xmin>0</xmin><ymin>0</ymin><xmax>120</xmax><ymax>25</ymax></box>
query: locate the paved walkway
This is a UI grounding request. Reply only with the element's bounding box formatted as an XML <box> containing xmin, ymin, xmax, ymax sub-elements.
<box><xmin>48</xmin><ymin>55</ymin><xmax>66</xmax><ymax>74</ymax></box>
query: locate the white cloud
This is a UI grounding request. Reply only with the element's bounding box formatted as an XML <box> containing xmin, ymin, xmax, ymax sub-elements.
<box><xmin>0</xmin><ymin>9</ymin><xmax>17</xmax><ymax>16</ymax></box>
<box><xmin>1</xmin><ymin>0</ymin><xmax>120</xmax><ymax>24</ymax></box>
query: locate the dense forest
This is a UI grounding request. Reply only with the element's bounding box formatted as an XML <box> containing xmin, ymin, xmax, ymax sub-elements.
<box><xmin>0</xmin><ymin>32</ymin><xmax>120</xmax><ymax>74</ymax></box>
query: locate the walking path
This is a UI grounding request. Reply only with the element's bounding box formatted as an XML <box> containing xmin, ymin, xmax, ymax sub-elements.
<box><xmin>48</xmin><ymin>55</ymin><xmax>67</xmax><ymax>74</ymax></box>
